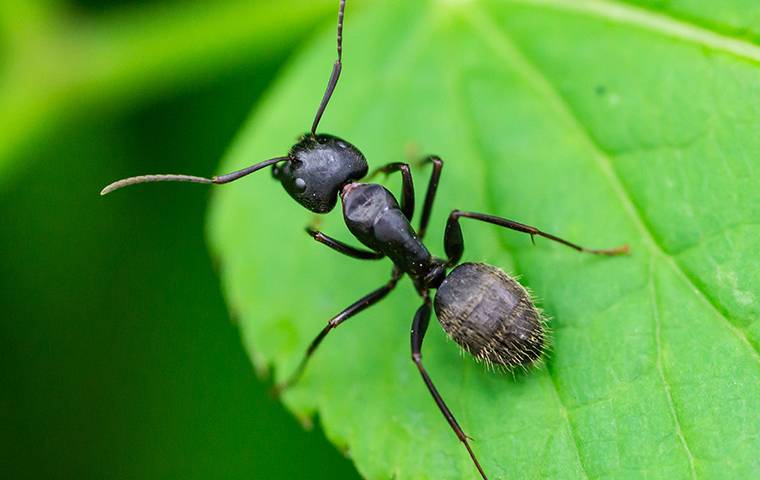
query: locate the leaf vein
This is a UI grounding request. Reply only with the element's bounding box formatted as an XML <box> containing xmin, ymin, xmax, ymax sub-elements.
<box><xmin>649</xmin><ymin>260</ymin><xmax>699</xmax><ymax>479</ymax></box>
<box><xmin>670</xmin><ymin>222</ymin><xmax>760</xmax><ymax>256</ymax></box>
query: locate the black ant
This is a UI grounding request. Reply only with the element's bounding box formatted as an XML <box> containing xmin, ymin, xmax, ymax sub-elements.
<box><xmin>101</xmin><ymin>1</ymin><xmax>628</xmax><ymax>478</ymax></box>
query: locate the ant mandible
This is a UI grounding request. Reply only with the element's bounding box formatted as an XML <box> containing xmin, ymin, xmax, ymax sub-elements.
<box><xmin>101</xmin><ymin>2</ymin><xmax>628</xmax><ymax>478</ymax></box>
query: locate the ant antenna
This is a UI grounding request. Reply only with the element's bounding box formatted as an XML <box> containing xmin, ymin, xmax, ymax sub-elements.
<box><xmin>311</xmin><ymin>0</ymin><xmax>346</xmax><ymax>135</ymax></box>
<box><xmin>100</xmin><ymin>157</ymin><xmax>288</xmax><ymax>195</ymax></box>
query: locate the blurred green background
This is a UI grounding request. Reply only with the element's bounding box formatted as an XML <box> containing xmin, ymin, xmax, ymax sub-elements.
<box><xmin>1</xmin><ymin>1</ymin><xmax>360</xmax><ymax>478</ymax></box>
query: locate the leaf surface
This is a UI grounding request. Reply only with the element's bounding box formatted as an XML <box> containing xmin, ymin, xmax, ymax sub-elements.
<box><xmin>209</xmin><ymin>1</ymin><xmax>760</xmax><ymax>478</ymax></box>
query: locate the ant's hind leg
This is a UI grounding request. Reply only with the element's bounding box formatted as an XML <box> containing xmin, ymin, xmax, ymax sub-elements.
<box><xmin>411</xmin><ymin>299</ymin><xmax>488</xmax><ymax>480</ymax></box>
<box><xmin>274</xmin><ymin>268</ymin><xmax>402</xmax><ymax>394</ymax></box>
<box><xmin>305</xmin><ymin>227</ymin><xmax>384</xmax><ymax>260</ymax></box>
<box><xmin>444</xmin><ymin>210</ymin><xmax>629</xmax><ymax>265</ymax></box>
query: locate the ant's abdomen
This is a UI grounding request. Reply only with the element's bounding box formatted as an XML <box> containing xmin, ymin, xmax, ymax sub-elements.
<box><xmin>434</xmin><ymin>263</ymin><xmax>545</xmax><ymax>368</ymax></box>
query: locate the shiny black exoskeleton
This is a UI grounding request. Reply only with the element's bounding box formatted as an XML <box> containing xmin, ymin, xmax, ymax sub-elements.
<box><xmin>273</xmin><ymin>134</ymin><xmax>368</xmax><ymax>213</ymax></box>
<box><xmin>342</xmin><ymin>182</ymin><xmax>445</xmax><ymax>284</ymax></box>
<box><xmin>100</xmin><ymin>2</ymin><xmax>628</xmax><ymax>479</ymax></box>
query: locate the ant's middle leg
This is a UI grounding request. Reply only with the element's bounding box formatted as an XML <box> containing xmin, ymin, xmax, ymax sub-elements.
<box><xmin>444</xmin><ymin>210</ymin><xmax>629</xmax><ymax>265</ymax></box>
<box><xmin>367</xmin><ymin>162</ymin><xmax>415</xmax><ymax>221</ymax></box>
<box><xmin>274</xmin><ymin>267</ymin><xmax>402</xmax><ymax>394</ymax></box>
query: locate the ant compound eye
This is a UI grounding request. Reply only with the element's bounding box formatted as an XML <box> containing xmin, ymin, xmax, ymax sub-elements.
<box><xmin>294</xmin><ymin>178</ymin><xmax>307</xmax><ymax>192</ymax></box>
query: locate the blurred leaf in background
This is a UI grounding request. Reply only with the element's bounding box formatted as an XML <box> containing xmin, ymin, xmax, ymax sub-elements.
<box><xmin>0</xmin><ymin>0</ymin><xmax>337</xmax><ymax>177</ymax></box>
<box><xmin>1</xmin><ymin>0</ymin><xmax>360</xmax><ymax>479</ymax></box>
<box><xmin>211</xmin><ymin>0</ymin><xmax>760</xmax><ymax>479</ymax></box>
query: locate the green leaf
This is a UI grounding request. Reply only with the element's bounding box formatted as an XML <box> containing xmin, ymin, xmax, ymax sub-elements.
<box><xmin>209</xmin><ymin>1</ymin><xmax>760</xmax><ymax>478</ymax></box>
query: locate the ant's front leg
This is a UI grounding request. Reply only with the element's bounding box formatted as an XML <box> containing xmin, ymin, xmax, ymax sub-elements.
<box><xmin>306</xmin><ymin>227</ymin><xmax>384</xmax><ymax>260</ymax></box>
<box><xmin>367</xmin><ymin>162</ymin><xmax>415</xmax><ymax>221</ymax></box>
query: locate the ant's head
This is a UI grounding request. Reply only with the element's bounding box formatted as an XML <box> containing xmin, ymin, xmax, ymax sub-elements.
<box><xmin>273</xmin><ymin>134</ymin><xmax>367</xmax><ymax>213</ymax></box>
<box><xmin>99</xmin><ymin>133</ymin><xmax>368</xmax><ymax>215</ymax></box>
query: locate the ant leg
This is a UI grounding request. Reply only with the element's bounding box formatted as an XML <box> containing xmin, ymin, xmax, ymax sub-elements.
<box><xmin>275</xmin><ymin>268</ymin><xmax>402</xmax><ymax>394</ymax></box>
<box><xmin>306</xmin><ymin>227</ymin><xmax>384</xmax><ymax>260</ymax></box>
<box><xmin>311</xmin><ymin>0</ymin><xmax>347</xmax><ymax>134</ymax></box>
<box><xmin>416</xmin><ymin>156</ymin><xmax>443</xmax><ymax>240</ymax></box>
<box><xmin>367</xmin><ymin>162</ymin><xmax>415</xmax><ymax>221</ymax></box>
<box><xmin>411</xmin><ymin>299</ymin><xmax>488</xmax><ymax>480</ymax></box>
<box><xmin>444</xmin><ymin>210</ymin><xmax>629</xmax><ymax>265</ymax></box>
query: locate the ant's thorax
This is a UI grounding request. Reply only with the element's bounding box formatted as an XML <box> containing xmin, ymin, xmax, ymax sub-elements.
<box><xmin>341</xmin><ymin>182</ymin><xmax>437</xmax><ymax>280</ymax></box>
